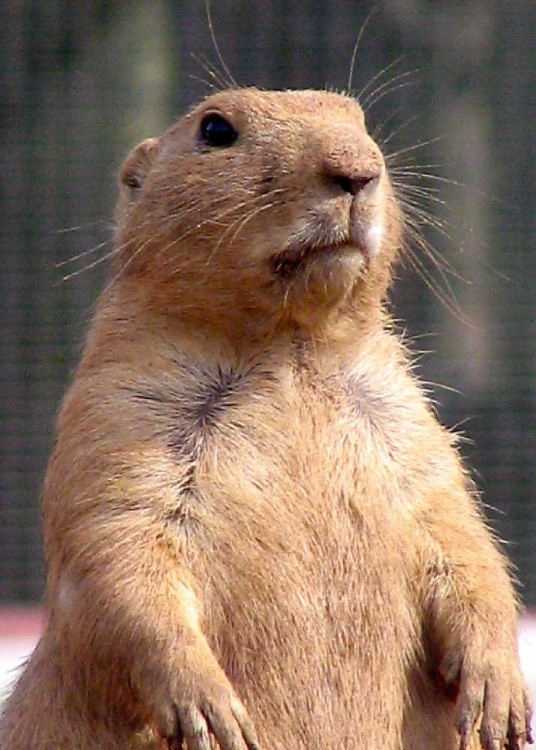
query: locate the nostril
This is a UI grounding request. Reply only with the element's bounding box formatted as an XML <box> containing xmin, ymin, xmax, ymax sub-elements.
<box><xmin>333</xmin><ymin>176</ymin><xmax>355</xmax><ymax>195</ymax></box>
<box><xmin>332</xmin><ymin>173</ymin><xmax>379</xmax><ymax>196</ymax></box>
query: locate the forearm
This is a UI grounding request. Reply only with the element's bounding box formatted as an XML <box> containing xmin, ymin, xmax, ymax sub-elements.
<box><xmin>421</xmin><ymin>490</ymin><xmax>518</xmax><ymax>639</ymax></box>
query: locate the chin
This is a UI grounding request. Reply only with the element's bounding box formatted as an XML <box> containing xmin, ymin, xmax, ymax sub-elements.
<box><xmin>272</xmin><ymin>245</ymin><xmax>367</xmax><ymax>325</ymax></box>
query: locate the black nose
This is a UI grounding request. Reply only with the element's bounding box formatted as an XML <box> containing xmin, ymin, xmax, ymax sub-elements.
<box><xmin>322</xmin><ymin>138</ymin><xmax>384</xmax><ymax>197</ymax></box>
<box><xmin>331</xmin><ymin>173</ymin><xmax>379</xmax><ymax>196</ymax></box>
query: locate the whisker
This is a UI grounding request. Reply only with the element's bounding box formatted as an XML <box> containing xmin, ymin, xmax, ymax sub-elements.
<box><xmin>376</xmin><ymin>113</ymin><xmax>422</xmax><ymax>151</ymax></box>
<box><xmin>56</xmin><ymin>239</ymin><xmax>110</xmax><ymax>268</ymax></box>
<box><xmin>346</xmin><ymin>7</ymin><xmax>377</xmax><ymax>93</ymax></box>
<box><xmin>386</xmin><ymin>137</ymin><xmax>443</xmax><ymax>162</ymax></box>
<box><xmin>361</xmin><ymin>69</ymin><xmax>417</xmax><ymax>111</ymax></box>
<box><xmin>391</xmin><ymin>169</ymin><xmax>464</xmax><ymax>190</ymax></box>
<box><xmin>394</xmin><ymin>182</ymin><xmax>443</xmax><ymax>200</ymax></box>
<box><xmin>398</xmin><ymin>196</ymin><xmax>449</xmax><ymax>228</ymax></box>
<box><xmin>403</xmin><ymin>220</ymin><xmax>466</xmax><ymax>284</ymax></box>
<box><xmin>363</xmin><ymin>78</ymin><xmax>419</xmax><ymax>114</ymax></box>
<box><xmin>101</xmin><ymin>236</ymin><xmax>153</xmax><ymax>293</ymax></box>
<box><xmin>222</xmin><ymin>200</ymin><xmax>281</xmax><ymax>250</ymax></box>
<box><xmin>389</xmin><ymin>166</ymin><xmax>442</xmax><ymax>176</ymax></box>
<box><xmin>150</xmin><ymin>187</ymin><xmax>288</xmax><ymax>281</ymax></box>
<box><xmin>205</xmin><ymin>0</ymin><xmax>237</xmax><ymax>88</ymax></box>
<box><xmin>404</xmin><ymin>230</ymin><xmax>471</xmax><ymax>318</ymax></box>
<box><xmin>199</xmin><ymin>189</ymin><xmax>289</xmax><ymax>272</ymax></box>
<box><xmin>60</xmin><ymin>244</ymin><xmax>121</xmax><ymax>282</ymax></box>
<box><xmin>356</xmin><ymin>55</ymin><xmax>405</xmax><ymax>104</ymax></box>
<box><xmin>372</xmin><ymin>107</ymin><xmax>405</xmax><ymax>145</ymax></box>
<box><xmin>108</xmin><ymin>165</ymin><xmax>326</xmax><ymax>287</ymax></box>
<box><xmin>55</xmin><ymin>219</ymin><xmax>108</xmax><ymax>234</ymax></box>
<box><xmin>187</xmin><ymin>72</ymin><xmax>220</xmax><ymax>93</ymax></box>
<box><xmin>402</xmin><ymin>244</ymin><xmax>473</xmax><ymax>327</ymax></box>
<box><xmin>190</xmin><ymin>52</ymin><xmax>230</xmax><ymax>91</ymax></box>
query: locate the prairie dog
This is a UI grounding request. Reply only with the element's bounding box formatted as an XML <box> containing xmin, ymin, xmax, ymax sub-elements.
<box><xmin>0</xmin><ymin>87</ymin><xmax>532</xmax><ymax>750</ymax></box>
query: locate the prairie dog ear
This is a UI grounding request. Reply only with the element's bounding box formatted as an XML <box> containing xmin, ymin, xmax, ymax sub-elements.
<box><xmin>119</xmin><ymin>137</ymin><xmax>160</xmax><ymax>196</ymax></box>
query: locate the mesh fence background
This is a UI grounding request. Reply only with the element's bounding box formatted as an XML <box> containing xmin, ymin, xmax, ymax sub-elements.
<box><xmin>1</xmin><ymin>0</ymin><xmax>535</xmax><ymax>604</ymax></box>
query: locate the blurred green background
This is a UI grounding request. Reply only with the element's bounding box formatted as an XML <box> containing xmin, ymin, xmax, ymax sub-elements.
<box><xmin>1</xmin><ymin>0</ymin><xmax>535</xmax><ymax>605</ymax></box>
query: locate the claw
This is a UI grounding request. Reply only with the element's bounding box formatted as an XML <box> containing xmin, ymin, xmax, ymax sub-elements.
<box><xmin>458</xmin><ymin>719</ymin><xmax>472</xmax><ymax>750</ymax></box>
<box><xmin>478</xmin><ymin>729</ymin><xmax>502</xmax><ymax>750</ymax></box>
<box><xmin>527</xmin><ymin>712</ymin><xmax>534</xmax><ymax>745</ymax></box>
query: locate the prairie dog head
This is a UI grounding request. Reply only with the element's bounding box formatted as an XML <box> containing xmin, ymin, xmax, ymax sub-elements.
<box><xmin>115</xmin><ymin>88</ymin><xmax>402</xmax><ymax>331</ymax></box>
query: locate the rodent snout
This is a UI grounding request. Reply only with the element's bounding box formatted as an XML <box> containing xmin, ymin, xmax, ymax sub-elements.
<box><xmin>315</xmin><ymin>137</ymin><xmax>386</xmax><ymax>261</ymax></box>
<box><xmin>321</xmin><ymin>140</ymin><xmax>384</xmax><ymax>198</ymax></box>
<box><xmin>330</xmin><ymin>172</ymin><xmax>380</xmax><ymax>197</ymax></box>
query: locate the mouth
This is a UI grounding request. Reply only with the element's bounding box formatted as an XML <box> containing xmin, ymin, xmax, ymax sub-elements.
<box><xmin>270</xmin><ymin>239</ymin><xmax>366</xmax><ymax>279</ymax></box>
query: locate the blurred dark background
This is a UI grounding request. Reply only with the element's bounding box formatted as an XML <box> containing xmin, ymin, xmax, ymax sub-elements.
<box><xmin>1</xmin><ymin>1</ymin><xmax>535</xmax><ymax>605</ymax></box>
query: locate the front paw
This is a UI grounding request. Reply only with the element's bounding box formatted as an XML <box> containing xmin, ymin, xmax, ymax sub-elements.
<box><xmin>149</xmin><ymin>665</ymin><xmax>260</xmax><ymax>750</ymax></box>
<box><xmin>441</xmin><ymin>646</ymin><xmax>533</xmax><ymax>750</ymax></box>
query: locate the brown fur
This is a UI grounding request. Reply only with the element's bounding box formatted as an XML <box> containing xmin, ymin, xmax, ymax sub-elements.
<box><xmin>0</xmin><ymin>88</ymin><xmax>531</xmax><ymax>750</ymax></box>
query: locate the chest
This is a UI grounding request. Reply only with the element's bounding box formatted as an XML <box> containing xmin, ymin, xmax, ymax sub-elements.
<box><xmin>145</xmin><ymin>357</ymin><xmax>429</xmax><ymax>559</ymax></box>
<box><xmin>138</xmin><ymin>358</ymin><xmax>424</xmax><ymax>655</ymax></box>
<box><xmin>185</xmin><ymin>358</ymin><xmax>428</xmax><ymax>513</ymax></box>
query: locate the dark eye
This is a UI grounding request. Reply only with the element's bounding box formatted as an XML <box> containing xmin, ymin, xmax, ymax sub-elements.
<box><xmin>199</xmin><ymin>113</ymin><xmax>238</xmax><ymax>148</ymax></box>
